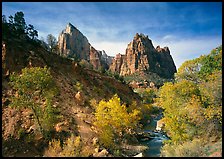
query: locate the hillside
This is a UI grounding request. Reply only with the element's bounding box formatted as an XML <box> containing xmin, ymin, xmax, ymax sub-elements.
<box><xmin>2</xmin><ymin>36</ymin><xmax>142</xmax><ymax>157</ymax></box>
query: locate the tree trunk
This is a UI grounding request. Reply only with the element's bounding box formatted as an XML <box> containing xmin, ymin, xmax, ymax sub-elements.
<box><xmin>31</xmin><ymin>105</ymin><xmax>44</xmax><ymax>136</ymax></box>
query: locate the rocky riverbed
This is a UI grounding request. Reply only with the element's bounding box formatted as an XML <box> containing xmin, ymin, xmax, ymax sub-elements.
<box><xmin>137</xmin><ymin>111</ymin><xmax>169</xmax><ymax>157</ymax></box>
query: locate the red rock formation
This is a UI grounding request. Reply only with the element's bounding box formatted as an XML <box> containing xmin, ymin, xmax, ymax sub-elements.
<box><xmin>89</xmin><ymin>46</ymin><xmax>101</xmax><ymax>70</ymax></box>
<box><xmin>58</xmin><ymin>23</ymin><xmax>113</xmax><ymax>70</ymax></box>
<box><xmin>109</xmin><ymin>33</ymin><xmax>177</xmax><ymax>78</ymax></box>
<box><xmin>58</xmin><ymin>23</ymin><xmax>90</xmax><ymax>60</ymax></box>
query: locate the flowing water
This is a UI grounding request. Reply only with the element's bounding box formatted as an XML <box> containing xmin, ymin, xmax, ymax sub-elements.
<box><xmin>140</xmin><ymin>113</ymin><xmax>169</xmax><ymax>157</ymax></box>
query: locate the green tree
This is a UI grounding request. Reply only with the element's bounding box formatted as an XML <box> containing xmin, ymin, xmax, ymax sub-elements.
<box><xmin>2</xmin><ymin>11</ymin><xmax>40</xmax><ymax>42</ymax></box>
<box><xmin>9</xmin><ymin>67</ymin><xmax>59</xmax><ymax>136</ymax></box>
<box><xmin>175</xmin><ymin>45</ymin><xmax>222</xmax><ymax>83</ymax></box>
<box><xmin>2</xmin><ymin>15</ymin><xmax>9</xmax><ymax>39</ymax></box>
<box><xmin>199</xmin><ymin>46</ymin><xmax>222</xmax><ymax>79</ymax></box>
<box><xmin>46</xmin><ymin>34</ymin><xmax>58</xmax><ymax>52</ymax></box>
<box><xmin>26</xmin><ymin>24</ymin><xmax>38</xmax><ymax>40</ymax></box>
<box><xmin>2</xmin><ymin>15</ymin><xmax>7</xmax><ymax>23</ymax></box>
<box><xmin>13</xmin><ymin>11</ymin><xmax>26</xmax><ymax>36</ymax></box>
<box><xmin>8</xmin><ymin>15</ymin><xmax>14</xmax><ymax>25</ymax></box>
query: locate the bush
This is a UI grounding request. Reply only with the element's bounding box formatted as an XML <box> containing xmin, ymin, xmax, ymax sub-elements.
<box><xmin>79</xmin><ymin>59</ymin><xmax>93</xmax><ymax>69</ymax></box>
<box><xmin>45</xmin><ymin>135</ymin><xmax>83</xmax><ymax>157</ymax></box>
<box><xmin>161</xmin><ymin>139</ymin><xmax>205</xmax><ymax>157</ymax></box>
<box><xmin>73</xmin><ymin>81</ymin><xmax>83</xmax><ymax>91</ymax></box>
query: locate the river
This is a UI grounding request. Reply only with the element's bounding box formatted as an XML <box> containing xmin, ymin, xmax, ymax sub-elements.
<box><xmin>140</xmin><ymin>113</ymin><xmax>169</xmax><ymax>157</ymax></box>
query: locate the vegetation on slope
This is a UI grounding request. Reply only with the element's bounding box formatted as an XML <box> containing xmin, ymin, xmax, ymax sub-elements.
<box><xmin>2</xmin><ymin>12</ymin><xmax>145</xmax><ymax>157</ymax></box>
<box><xmin>157</xmin><ymin>46</ymin><xmax>222</xmax><ymax>157</ymax></box>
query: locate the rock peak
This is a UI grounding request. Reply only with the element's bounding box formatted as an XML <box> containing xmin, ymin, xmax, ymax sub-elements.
<box><xmin>65</xmin><ymin>23</ymin><xmax>77</xmax><ymax>34</ymax></box>
<box><xmin>57</xmin><ymin>23</ymin><xmax>113</xmax><ymax>70</ymax></box>
<box><xmin>134</xmin><ymin>33</ymin><xmax>149</xmax><ymax>40</ymax></box>
<box><xmin>67</xmin><ymin>22</ymin><xmax>75</xmax><ymax>28</ymax></box>
<box><xmin>109</xmin><ymin>33</ymin><xmax>176</xmax><ymax>78</ymax></box>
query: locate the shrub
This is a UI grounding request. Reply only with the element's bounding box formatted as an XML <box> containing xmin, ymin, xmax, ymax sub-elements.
<box><xmin>44</xmin><ymin>135</ymin><xmax>83</xmax><ymax>157</ymax></box>
<box><xmin>161</xmin><ymin>139</ymin><xmax>205</xmax><ymax>157</ymax></box>
<box><xmin>74</xmin><ymin>81</ymin><xmax>83</xmax><ymax>91</ymax></box>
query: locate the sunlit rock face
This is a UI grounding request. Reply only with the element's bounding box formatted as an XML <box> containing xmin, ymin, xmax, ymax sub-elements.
<box><xmin>58</xmin><ymin>23</ymin><xmax>90</xmax><ymax>60</ymax></box>
<box><xmin>109</xmin><ymin>33</ymin><xmax>177</xmax><ymax>78</ymax></box>
<box><xmin>58</xmin><ymin>23</ymin><xmax>113</xmax><ymax>70</ymax></box>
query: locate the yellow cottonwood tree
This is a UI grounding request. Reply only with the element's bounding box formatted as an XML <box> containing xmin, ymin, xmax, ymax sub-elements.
<box><xmin>94</xmin><ymin>94</ymin><xmax>140</xmax><ymax>148</ymax></box>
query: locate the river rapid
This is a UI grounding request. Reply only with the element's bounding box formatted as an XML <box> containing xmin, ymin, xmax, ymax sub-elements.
<box><xmin>140</xmin><ymin>113</ymin><xmax>169</xmax><ymax>157</ymax></box>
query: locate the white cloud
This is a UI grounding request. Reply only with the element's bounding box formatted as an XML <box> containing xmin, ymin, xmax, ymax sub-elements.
<box><xmin>3</xmin><ymin>2</ymin><xmax>221</xmax><ymax>70</ymax></box>
<box><xmin>161</xmin><ymin>35</ymin><xmax>177</xmax><ymax>43</ymax></box>
<box><xmin>91</xmin><ymin>41</ymin><xmax>128</xmax><ymax>57</ymax></box>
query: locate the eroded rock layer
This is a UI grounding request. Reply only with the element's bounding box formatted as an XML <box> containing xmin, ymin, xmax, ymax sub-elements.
<box><xmin>109</xmin><ymin>33</ymin><xmax>177</xmax><ymax>78</ymax></box>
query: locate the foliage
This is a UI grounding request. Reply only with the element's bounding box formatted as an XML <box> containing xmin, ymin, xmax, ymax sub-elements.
<box><xmin>175</xmin><ymin>45</ymin><xmax>222</xmax><ymax>83</ymax></box>
<box><xmin>79</xmin><ymin>59</ymin><xmax>93</xmax><ymax>69</ymax></box>
<box><xmin>73</xmin><ymin>81</ymin><xmax>83</xmax><ymax>91</ymax></box>
<box><xmin>175</xmin><ymin>57</ymin><xmax>203</xmax><ymax>83</ymax></box>
<box><xmin>9</xmin><ymin>67</ymin><xmax>60</xmax><ymax>135</ymax></box>
<box><xmin>199</xmin><ymin>46</ymin><xmax>222</xmax><ymax>78</ymax></box>
<box><xmin>199</xmin><ymin>70</ymin><xmax>222</xmax><ymax>124</ymax></box>
<box><xmin>45</xmin><ymin>135</ymin><xmax>83</xmax><ymax>157</ymax></box>
<box><xmin>27</xmin><ymin>24</ymin><xmax>38</xmax><ymax>40</ymax></box>
<box><xmin>93</xmin><ymin>94</ymin><xmax>141</xmax><ymax>149</ymax></box>
<box><xmin>161</xmin><ymin>137</ymin><xmax>222</xmax><ymax>157</ymax></box>
<box><xmin>13</xmin><ymin>11</ymin><xmax>27</xmax><ymax>36</ymax></box>
<box><xmin>135</xmin><ymin>88</ymin><xmax>157</xmax><ymax>104</ymax></box>
<box><xmin>159</xmin><ymin>46</ymin><xmax>222</xmax><ymax>156</ymax></box>
<box><xmin>161</xmin><ymin>138</ymin><xmax>205</xmax><ymax>157</ymax></box>
<box><xmin>158</xmin><ymin>80</ymin><xmax>203</xmax><ymax>143</ymax></box>
<box><xmin>46</xmin><ymin>34</ymin><xmax>58</xmax><ymax>53</ymax></box>
<box><xmin>104</xmin><ymin>70</ymin><xmax>125</xmax><ymax>83</ymax></box>
<box><xmin>2</xmin><ymin>11</ymin><xmax>38</xmax><ymax>41</ymax></box>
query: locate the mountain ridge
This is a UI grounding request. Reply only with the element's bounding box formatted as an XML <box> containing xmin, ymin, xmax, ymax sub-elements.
<box><xmin>109</xmin><ymin>33</ymin><xmax>177</xmax><ymax>79</ymax></box>
<box><xmin>57</xmin><ymin>24</ymin><xmax>177</xmax><ymax>84</ymax></box>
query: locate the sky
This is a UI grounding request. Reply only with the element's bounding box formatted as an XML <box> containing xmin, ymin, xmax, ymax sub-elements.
<box><xmin>2</xmin><ymin>2</ymin><xmax>222</xmax><ymax>69</ymax></box>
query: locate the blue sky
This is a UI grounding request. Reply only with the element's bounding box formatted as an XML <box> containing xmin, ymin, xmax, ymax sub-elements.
<box><xmin>2</xmin><ymin>2</ymin><xmax>222</xmax><ymax>68</ymax></box>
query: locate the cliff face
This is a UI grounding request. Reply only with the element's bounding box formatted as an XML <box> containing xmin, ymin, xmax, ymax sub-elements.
<box><xmin>58</xmin><ymin>25</ymin><xmax>176</xmax><ymax>78</ymax></box>
<box><xmin>58</xmin><ymin>23</ymin><xmax>113</xmax><ymax>70</ymax></box>
<box><xmin>109</xmin><ymin>33</ymin><xmax>177</xmax><ymax>78</ymax></box>
<box><xmin>58</xmin><ymin>23</ymin><xmax>90</xmax><ymax>60</ymax></box>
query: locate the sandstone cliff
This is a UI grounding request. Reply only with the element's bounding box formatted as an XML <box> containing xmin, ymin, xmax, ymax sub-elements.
<box><xmin>58</xmin><ymin>23</ymin><xmax>90</xmax><ymax>60</ymax></box>
<box><xmin>58</xmin><ymin>23</ymin><xmax>112</xmax><ymax>70</ymax></box>
<box><xmin>109</xmin><ymin>33</ymin><xmax>177</xmax><ymax>79</ymax></box>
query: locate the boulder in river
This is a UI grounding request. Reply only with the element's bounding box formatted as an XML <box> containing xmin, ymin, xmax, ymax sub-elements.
<box><xmin>156</xmin><ymin>119</ymin><xmax>165</xmax><ymax>131</ymax></box>
<box><xmin>134</xmin><ymin>152</ymin><xmax>143</xmax><ymax>157</ymax></box>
